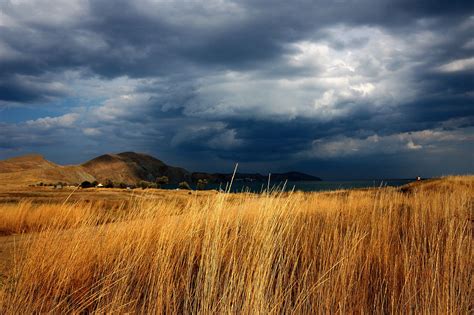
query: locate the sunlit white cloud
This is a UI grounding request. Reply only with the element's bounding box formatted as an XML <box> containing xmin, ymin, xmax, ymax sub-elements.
<box><xmin>437</xmin><ymin>57</ymin><xmax>474</xmax><ymax>73</ymax></box>
<box><xmin>82</xmin><ymin>127</ymin><xmax>101</xmax><ymax>136</ymax></box>
<box><xmin>25</xmin><ymin>113</ymin><xmax>79</xmax><ymax>129</ymax></box>
<box><xmin>182</xmin><ymin>26</ymin><xmax>424</xmax><ymax>122</ymax></box>
<box><xmin>301</xmin><ymin>128</ymin><xmax>474</xmax><ymax>159</ymax></box>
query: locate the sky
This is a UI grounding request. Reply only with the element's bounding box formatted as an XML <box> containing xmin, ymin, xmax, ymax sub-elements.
<box><xmin>0</xmin><ymin>0</ymin><xmax>473</xmax><ymax>179</ymax></box>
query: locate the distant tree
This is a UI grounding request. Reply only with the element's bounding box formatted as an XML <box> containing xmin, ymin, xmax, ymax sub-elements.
<box><xmin>104</xmin><ymin>179</ymin><xmax>114</xmax><ymax>188</ymax></box>
<box><xmin>148</xmin><ymin>182</ymin><xmax>158</xmax><ymax>189</ymax></box>
<box><xmin>80</xmin><ymin>181</ymin><xmax>93</xmax><ymax>188</ymax></box>
<box><xmin>196</xmin><ymin>179</ymin><xmax>208</xmax><ymax>190</ymax></box>
<box><xmin>156</xmin><ymin>176</ymin><xmax>169</xmax><ymax>185</ymax></box>
<box><xmin>178</xmin><ymin>181</ymin><xmax>191</xmax><ymax>190</ymax></box>
<box><xmin>91</xmin><ymin>180</ymin><xmax>99</xmax><ymax>187</ymax></box>
<box><xmin>38</xmin><ymin>182</ymin><xmax>44</xmax><ymax>186</ymax></box>
<box><xmin>118</xmin><ymin>182</ymin><xmax>127</xmax><ymax>189</ymax></box>
<box><xmin>138</xmin><ymin>180</ymin><xmax>153</xmax><ymax>189</ymax></box>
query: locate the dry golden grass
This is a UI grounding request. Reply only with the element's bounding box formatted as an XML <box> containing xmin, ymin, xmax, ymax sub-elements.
<box><xmin>0</xmin><ymin>176</ymin><xmax>472</xmax><ymax>313</ymax></box>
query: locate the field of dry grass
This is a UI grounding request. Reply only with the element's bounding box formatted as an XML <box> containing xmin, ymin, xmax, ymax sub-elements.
<box><xmin>0</xmin><ymin>176</ymin><xmax>472</xmax><ymax>313</ymax></box>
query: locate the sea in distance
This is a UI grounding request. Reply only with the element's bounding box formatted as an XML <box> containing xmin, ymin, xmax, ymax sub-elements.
<box><xmin>162</xmin><ymin>179</ymin><xmax>416</xmax><ymax>193</ymax></box>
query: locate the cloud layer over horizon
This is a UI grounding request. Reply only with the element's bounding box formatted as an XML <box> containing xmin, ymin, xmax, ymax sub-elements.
<box><xmin>0</xmin><ymin>0</ymin><xmax>473</xmax><ymax>179</ymax></box>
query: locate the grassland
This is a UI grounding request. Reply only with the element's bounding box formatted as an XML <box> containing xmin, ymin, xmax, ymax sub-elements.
<box><xmin>0</xmin><ymin>176</ymin><xmax>472</xmax><ymax>313</ymax></box>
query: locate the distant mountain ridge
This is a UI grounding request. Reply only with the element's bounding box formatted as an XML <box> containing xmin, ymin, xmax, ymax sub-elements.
<box><xmin>191</xmin><ymin>171</ymin><xmax>321</xmax><ymax>183</ymax></box>
<box><xmin>0</xmin><ymin>152</ymin><xmax>321</xmax><ymax>186</ymax></box>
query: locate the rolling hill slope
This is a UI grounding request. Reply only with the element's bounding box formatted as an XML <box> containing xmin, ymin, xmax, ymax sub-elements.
<box><xmin>0</xmin><ymin>154</ymin><xmax>95</xmax><ymax>186</ymax></box>
<box><xmin>0</xmin><ymin>152</ymin><xmax>189</xmax><ymax>186</ymax></box>
<box><xmin>81</xmin><ymin>152</ymin><xmax>189</xmax><ymax>184</ymax></box>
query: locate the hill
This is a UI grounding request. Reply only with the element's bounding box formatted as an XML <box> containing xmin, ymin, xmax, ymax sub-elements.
<box><xmin>0</xmin><ymin>154</ymin><xmax>57</xmax><ymax>173</ymax></box>
<box><xmin>0</xmin><ymin>152</ymin><xmax>189</xmax><ymax>186</ymax></box>
<box><xmin>81</xmin><ymin>152</ymin><xmax>189</xmax><ymax>184</ymax></box>
<box><xmin>0</xmin><ymin>155</ymin><xmax>94</xmax><ymax>186</ymax></box>
<box><xmin>0</xmin><ymin>152</ymin><xmax>321</xmax><ymax>186</ymax></box>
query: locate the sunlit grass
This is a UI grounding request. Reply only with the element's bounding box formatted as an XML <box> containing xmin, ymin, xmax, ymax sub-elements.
<box><xmin>0</xmin><ymin>176</ymin><xmax>472</xmax><ymax>313</ymax></box>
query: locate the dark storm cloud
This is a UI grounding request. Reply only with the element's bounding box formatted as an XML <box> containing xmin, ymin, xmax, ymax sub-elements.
<box><xmin>0</xmin><ymin>75</ymin><xmax>68</xmax><ymax>103</ymax></box>
<box><xmin>1</xmin><ymin>0</ymin><xmax>472</xmax><ymax>79</ymax></box>
<box><xmin>0</xmin><ymin>0</ymin><xmax>473</xmax><ymax>177</ymax></box>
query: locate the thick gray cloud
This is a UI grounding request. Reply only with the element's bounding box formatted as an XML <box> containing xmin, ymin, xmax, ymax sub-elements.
<box><xmin>0</xmin><ymin>0</ymin><xmax>473</xmax><ymax>178</ymax></box>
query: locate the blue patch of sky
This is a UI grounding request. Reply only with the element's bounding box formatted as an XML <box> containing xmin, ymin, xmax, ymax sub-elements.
<box><xmin>0</xmin><ymin>96</ymin><xmax>106</xmax><ymax>123</ymax></box>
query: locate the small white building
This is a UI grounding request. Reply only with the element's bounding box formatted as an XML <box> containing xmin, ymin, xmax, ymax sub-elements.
<box><xmin>97</xmin><ymin>183</ymin><xmax>104</xmax><ymax>187</ymax></box>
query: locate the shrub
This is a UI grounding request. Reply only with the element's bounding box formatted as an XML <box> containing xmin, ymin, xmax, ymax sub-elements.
<box><xmin>156</xmin><ymin>176</ymin><xmax>169</xmax><ymax>185</ymax></box>
<box><xmin>104</xmin><ymin>180</ymin><xmax>114</xmax><ymax>188</ymax></box>
<box><xmin>80</xmin><ymin>181</ymin><xmax>93</xmax><ymax>188</ymax></box>
<box><xmin>196</xmin><ymin>179</ymin><xmax>208</xmax><ymax>190</ymax></box>
<box><xmin>138</xmin><ymin>181</ymin><xmax>154</xmax><ymax>189</ymax></box>
<box><xmin>178</xmin><ymin>181</ymin><xmax>191</xmax><ymax>190</ymax></box>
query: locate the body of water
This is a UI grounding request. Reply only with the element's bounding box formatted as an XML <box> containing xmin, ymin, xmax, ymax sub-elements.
<box><xmin>163</xmin><ymin>179</ymin><xmax>415</xmax><ymax>193</ymax></box>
